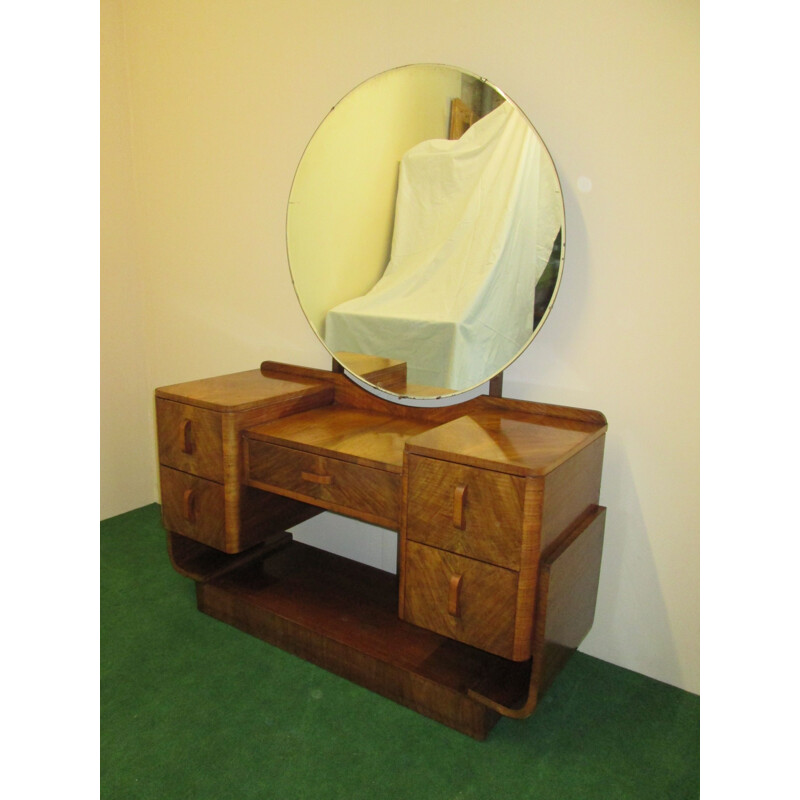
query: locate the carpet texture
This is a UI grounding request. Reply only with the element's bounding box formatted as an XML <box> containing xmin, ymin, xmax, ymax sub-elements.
<box><xmin>101</xmin><ymin>504</ymin><xmax>699</xmax><ymax>799</ymax></box>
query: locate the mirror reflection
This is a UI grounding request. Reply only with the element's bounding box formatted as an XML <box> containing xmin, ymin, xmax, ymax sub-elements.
<box><xmin>287</xmin><ymin>64</ymin><xmax>564</xmax><ymax>399</ymax></box>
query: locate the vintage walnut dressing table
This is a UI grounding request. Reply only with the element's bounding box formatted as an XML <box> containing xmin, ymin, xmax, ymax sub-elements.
<box><xmin>156</xmin><ymin>65</ymin><xmax>607</xmax><ymax>740</ymax></box>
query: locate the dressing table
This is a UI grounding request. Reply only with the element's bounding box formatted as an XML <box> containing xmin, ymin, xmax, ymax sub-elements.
<box><xmin>156</xmin><ymin>65</ymin><xmax>607</xmax><ymax>740</ymax></box>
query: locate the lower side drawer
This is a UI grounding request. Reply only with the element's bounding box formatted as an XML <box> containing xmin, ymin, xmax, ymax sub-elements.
<box><xmin>160</xmin><ymin>465</ymin><xmax>226</xmax><ymax>551</ymax></box>
<box><xmin>402</xmin><ymin>541</ymin><xmax>522</xmax><ymax>660</ymax></box>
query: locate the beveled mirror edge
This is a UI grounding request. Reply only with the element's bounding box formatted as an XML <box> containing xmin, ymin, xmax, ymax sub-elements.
<box><xmin>285</xmin><ymin>63</ymin><xmax>566</xmax><ymax>406</ymax></box>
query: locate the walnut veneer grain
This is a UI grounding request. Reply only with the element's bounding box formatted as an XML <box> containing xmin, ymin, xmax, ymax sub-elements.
<box><xmin>197</xmin><ymin>540</ymin><xmax>531</xmax><ymax>740</ymax></box>
<box><xmin>156</xmin><ymin>363</ymin><xmax>608</xmax><ymax>738</ymax></box>
<box><xmin>405</xmin><ymin>456</ymin><xmax>526</xmax><ymax>570</ymax></box>
<box><xmin>403</xmin><ymin>541</ymin><xmax>520</xmax><ymax>659</ymax></box>
<box><xmin>245</xmin><ymin>440</ymin><xmax>403</xmax><ymax>529</ymax></box>
<box><xmin>156</xmin><ymin>369</ymin><xmax>333</xmax><ymax>553</ymax></box>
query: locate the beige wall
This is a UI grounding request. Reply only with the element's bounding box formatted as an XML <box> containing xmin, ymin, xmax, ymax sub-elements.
<box><xmin>101</xmin><ymin>0</ymin><xmax>699</xmax><ymax>693</ymax></box>
<box><xmin>100</xmin><ymin>0</ymin><xmax>158</xmax><ymax>518</ymax></box>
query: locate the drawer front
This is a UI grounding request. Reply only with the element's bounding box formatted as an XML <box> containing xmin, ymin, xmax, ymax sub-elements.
<box><xmin>160</xmin><ymin>466</ymin><xmax>226</xmax><ymax>551</ymax></box>
<box><xmin>157</xmin><ymin>399</ymin><xmax>224</xmax><ymax>482</ymax></box>
<box><xmin>402</xmin><ymin>541</ymin><xmax>520</xmax><ymax>660</ymax></box>
<box><xmin>406</xmin><ymin>456</ymin><xmax>527</xmax><ymax>570</ymax></box>
<box><xmin>246</xmin><ymin>440</ymin><xmax>401</xmax><ymax>528</ymax></box>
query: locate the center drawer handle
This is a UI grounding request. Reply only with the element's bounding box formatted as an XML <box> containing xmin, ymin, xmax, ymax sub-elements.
<box><xmin>182</xmin><ymin>488</ymin><xmax>196</xmax><ymax>523</ymax></box>
<box><xmin>301</xmin><ymin>471</ymin><xmax>333</xmax><ymax>486</ymax></box>
<box><xmin>453</xmin><ymin>484</ymin><xmax>468</xmax><ymax>530</ymax></box>
<box><xmin>448</xmin><ymin>574</ymin><xmax>463</xmax><ymax>617</ymax></box>
<box><xmin>181</xmin><ymin>419</ymin><xmax>194</xmax><ymax>455</ymax></box>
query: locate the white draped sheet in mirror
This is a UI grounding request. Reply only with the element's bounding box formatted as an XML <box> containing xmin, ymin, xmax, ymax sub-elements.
<box><xmin>324</xmin><ymin>102</ymin><xmax>562</xmax><ymax>391</ymax></box>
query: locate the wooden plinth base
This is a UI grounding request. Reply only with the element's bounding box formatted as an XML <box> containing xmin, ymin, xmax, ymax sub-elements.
<box><xmin>196</xmin><ymin>540</ymin><xmax>532</xmax><ymax>740</ymax></box>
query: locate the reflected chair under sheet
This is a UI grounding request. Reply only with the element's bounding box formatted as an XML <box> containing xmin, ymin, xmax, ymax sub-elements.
<box><xmin>324</xmin><ymin>101</ymin><xmax>562</xmax><ymax>391</ymax></box>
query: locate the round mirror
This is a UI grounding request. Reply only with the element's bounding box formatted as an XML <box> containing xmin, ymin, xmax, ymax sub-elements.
<box><xmin>287</xmin><ymin>64</ymin><xmax>564</xmax><ymax>400</ymax></box>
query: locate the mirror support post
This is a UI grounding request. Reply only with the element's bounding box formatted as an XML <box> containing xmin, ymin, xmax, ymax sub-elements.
<box><xmin>489</xmin><ymin>372</ymin><xmax>504</xmax><ymax>398</ymax></box>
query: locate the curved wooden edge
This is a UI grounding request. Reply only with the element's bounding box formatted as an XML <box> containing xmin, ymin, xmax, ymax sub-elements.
<box><xmin>477</xmin><ymin>393</ymin><xmax>608</xmax><ymax>428</ymax></box>
<box><xmin>467</xmin><ymin>505</ymin><xmax>607</xmax><ymax>718</ymax></box>
<box><xmin>167</xmin><ymin>529</ymin><xmax>293</xmax><ymax>583</ymax></box>
<box><xmin>467</xmin><ymin>679</ymin><xmax>539</xmax><ymax>719</ymax></box>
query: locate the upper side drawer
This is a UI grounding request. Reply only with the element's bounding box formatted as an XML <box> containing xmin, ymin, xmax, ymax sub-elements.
<box><xmin>405</xmin><ymin>455</ymin><xmax>528</xmax><ymax>570</ymax></box>
<box><xmin>156</xmin><ymin>398</ymin><xmax>223</xmax><ymax>482</ymax></box>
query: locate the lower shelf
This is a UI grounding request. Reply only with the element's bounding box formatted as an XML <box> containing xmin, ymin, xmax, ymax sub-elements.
<box><xmin>196</xmin><ymin>539</ymin><xmax>532</xmax><ymax>740</ymax></box>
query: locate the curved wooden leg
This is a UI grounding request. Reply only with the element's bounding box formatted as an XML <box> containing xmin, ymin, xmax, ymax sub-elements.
<box><xmin>468</xmin><ymin>506</ymin><xmax>606</xmax><ymax>719</ymax></box>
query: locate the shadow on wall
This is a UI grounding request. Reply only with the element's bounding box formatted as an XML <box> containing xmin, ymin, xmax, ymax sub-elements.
<box><xmin>584</xmin><ymin>435</ymin><xmax>687</xmax><ymax>689</ymax></box>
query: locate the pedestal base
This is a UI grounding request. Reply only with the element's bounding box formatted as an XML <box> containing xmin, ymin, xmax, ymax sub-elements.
<box><xmin>196</xmin><ymin>540</ymin><xmax>533</xmax><ymax>739</ymax></box>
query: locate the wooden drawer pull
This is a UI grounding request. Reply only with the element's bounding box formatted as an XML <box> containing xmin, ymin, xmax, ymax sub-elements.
<box><xmin>301</xmin><ymin>471</ymin><xmax>333</xmax><ymax>486</ymax></box>
<box><xmin>448</xmin><ymin>574</ymin><xmax>463</xmax><ymax>617</ymax></box>
<box><xmin>182</xmin><ymin>488</ymin><xmax>196</xmax><ymax>523</ymax></box>
<box><xmin>453</xmin><ymin>484</ymin><xmax>468</xmax><ymax>530</ymax></box>
<box><xmin>181</xmin><ymin>419</ymin><xmax>194</xmax><ymax>454</ymax></box>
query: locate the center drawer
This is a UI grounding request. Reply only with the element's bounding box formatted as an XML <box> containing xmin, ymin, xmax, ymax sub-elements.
<box><xmin>245</xmin><ymin>439</ymin><xmax>401</xmax><ymax>529</ymax></box>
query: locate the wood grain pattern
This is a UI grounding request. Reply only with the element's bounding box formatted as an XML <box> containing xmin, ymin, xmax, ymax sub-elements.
<box><xmin>245</xmin><ymin>406</ymin><xmax>436</xmax><ymax>472</ymax></box>
<box><xmin>157</xmin><ymin>399</ymin><xmax>224</xmax><ymax>482</ymax></box>
<box><xmin>160</xmin><ymin>466</ymin><xmax>226</xmax><ymax>549</ymax></box>
<box><xmin>156</xmin><ymin>368</ymin><xmax>330</xmax><ymax>412</ymax></box>
<box><xmin>158</xmin><ymin>361</ymin><xmax>609</xmax><ymax>737</ymax></box>
<box><xmin>532</xmin><ymin>506</ymin><xmax>606</xmax><ymax>694</ymax></box>
<box><xmin>160</xmin><ymin>465</ymin><xmax>322</xmax><ymax>553</ymax></box>
<box><xmin>403</xmin><ymin>541</ymin><xmax>521</xmax><ymax>660</ymax></box>
<box><xmin>405</xmin><ymin>456</ymin><xmax>526</xmax><ymax>570</ymax></box>
<box><xmin>475</xmin><ymin>393</ymin><xmax>608</xmax><ymax>427</ymax></box>
<box><xmin>218</xmin><ymin>393</ymin><xmax>334</xmax><ymax>547</ymax></box>
<box><xmin>539</xmin><ymin>436</ymin><xmax>606</xmax><ymax>553</ymax></box>
<box><xmin>511</xmin><ymin>479</ymin><xmax>546</xmax><ymax>660</ymax></box>
<box><xmin>262</xmin><ymin>363</ymin><xmax>464</xmax><ymax>423</ymax></box>
<box><xmin>405</xmin><ymin>411</ymin><xmax>605</xmax><ymax>477</ymax></box>
<box><xmin>197</xmin><ymin>540</ymin><xmax>534</xmax><ymax>740</ymax></box>
<box><xmin>245</xmin><ymin>440</ymin><xmax>402</xmax><ymax>529</ymax></box>
<box><xmin>467</xmin><ymin>505</ymin><xmax>606</xmax><ymax>718</ymax></box>
<box><xmin>156</xmin><ymin>371</ymin><xmax>334</xmax><ymax>553</ymax></box>
<box><xmin>259</xmin><ymin>361</ymin><xmax>608</xmax><ymax>432</ymax></box>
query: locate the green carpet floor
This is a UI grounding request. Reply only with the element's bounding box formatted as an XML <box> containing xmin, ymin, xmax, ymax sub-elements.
<box><xmin>101</xmin><ymin>504</ymin><xmax>699</xmax><ymax>799</ymax></box>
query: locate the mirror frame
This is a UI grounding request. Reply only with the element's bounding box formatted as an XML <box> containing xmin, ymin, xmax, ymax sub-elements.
<box><xmin>286</xmin><ymin>63</ymin><xmax>566</xmax><ymax>403</ymax></box>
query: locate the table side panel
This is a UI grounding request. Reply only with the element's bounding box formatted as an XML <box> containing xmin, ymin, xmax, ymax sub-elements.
<box><xmin>540</xmin><ymin>435</ymin><xmax>606</xmax><ymax>553</ymax></box>
<box><xmin>532</xmin><ymin>507</ymin><xmax>607</xmax><ymax>692</ymax></box>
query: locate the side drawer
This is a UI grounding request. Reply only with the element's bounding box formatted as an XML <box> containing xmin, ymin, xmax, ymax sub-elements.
<box><xmin>156</xmin><ymin>398</ymin><xmax>224</xmax><ymax>482</ymax></box>
<box><xmin>405</xmin><ymin>455</ymin><xmax>527</xmax><ymax>570</ymax></box>
<box><xmin>245</xmin><ymin>440</ymin><xmax>401</xmax><ymax>529</ymax></box>
<box><xmin>402</xmin><ymin>541</ymin><xmax>522</xmax><ymax>660</ymax></box>
<box><xmin>160</xmin><ymin>465</ymin><xmax>226</xmax><ymax>551</ymax></box>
